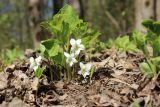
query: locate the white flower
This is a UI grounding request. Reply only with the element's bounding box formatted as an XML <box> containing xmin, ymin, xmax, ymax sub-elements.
<box><xmin>70</xmin><ymin>38</ymin><xmax>85</xmax><ymax>56</ymax></box>
<box><xmin>64</xmin><ymin>52</ymin><xmax>77</xmax><ymax>66</ymax></box>
<box><xmin>29</xmin><ymin>56</ymin><xmax>42</xmax><ymax>71</ymax></box>
<box><xmin>78</xmin><ymin>62</ymin><xmax>92</xmax><ymax>78</ymax></box>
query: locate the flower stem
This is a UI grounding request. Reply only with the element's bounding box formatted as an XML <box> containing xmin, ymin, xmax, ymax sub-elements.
<box><xmin>67</xmin><ymin>66</ymin><xmax>71</xmax><ymax>82</ymax></box>
<box><xmin>48</xmin><ymin>59</ymin><xmax>53</xmax><ymax>81</ymax></box>
<box><xmin>49</xmin><ymin>65</ymin><xmax>53</xmax><ymax>81</ymax></box>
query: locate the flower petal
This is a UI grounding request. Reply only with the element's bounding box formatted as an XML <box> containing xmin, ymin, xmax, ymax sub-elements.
<box><xmin>76</xmin><ymin>39</ymin><xmax>81</xmax><ymax>45</ymax></box>
<box><xmin>30</xmin><ymin>57</ymin><xmax>35</xmax><ymax>64</ymax></box>
<box><xmin>72</xmin><ymin>58</ymin><xmax>77</xmax><ymax>63</ymax></box>
<box><xmin>86</xmin><ymin>63</ymin><xmax>92</xmax><ymax>71</ymax></box>
<box><xmin>71</xmin><ymin>46</ymin><xmax>75</xmax><ymax>51</ymax></box>
<box><xmin>75</xmin><ymin>49</ymin><xmax>81</xmax><ymax>56</ymax></box>
<box><xmin>80</xmin><ymin>62</ymin><xmax>84</xmax><ymax>68</ymax></box>
<box><xmin>33</xmin><ymin>66</ymin><xmax>38</xmax><ymax>71</ymax></box>
<box><xmin>66</xmin><ymin>58</ymin><xmax>71</xmax><ymax>63</ymax></box>
<box><xmin>70</xmin><ymin>38</ymin><xmax>76</xmax><ymax>45</ymax></box>
<box><xmin>79</xmin><ymin>44</ymin><xmax>85</xmax><ymax>50</ymax></box>
<box><xmin>70</xmin><ymin>53</ymin><xmax>75</xmax><ymax>58</ymax></box>
<box><xmin>69</xmin><ymin>62</ymin><xmax>73</xmax><ymax>67</ymax></box>
<box><xmin>78</xmin><ymin>70</ymin><xmax>82</xmax><ymax>75</ymax></box>
<box><xmin>30</xmin><ymin>63</ymin><xmax>35</xmax><ymax>70</ymax></box>
<box><xmin>64</xmin><ymin>52</ymin><xmax>70</xmax><ymax>58</ymax></box>
<box><xmin>83</xmin><ymin>71</ymin><xmax>90</xmax><ymax>78</ymax></box>
<box><xmin>35</xmin><ymin>56</ymin><xmax>42</xmax><ymax>64</ymax></box>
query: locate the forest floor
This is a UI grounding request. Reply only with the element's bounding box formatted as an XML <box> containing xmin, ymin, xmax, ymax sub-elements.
<box><xmin>0</xmin><ymin>48</ymin><xmax>160</xmax><ymax>107</ymax></box>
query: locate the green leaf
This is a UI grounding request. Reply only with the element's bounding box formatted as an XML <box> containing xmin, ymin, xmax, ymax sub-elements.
<box><xmin>52</xmin><ymin>52</ymin><xmax>65</xmax><ymax>65</ymax></box>
<box><xmin>114</xmin><ymin>36</ymin><xmax>139</xmax><ymax>52</ymax></box>
<box><xmin>35</xmin><ymin>67</ymin><xmax>44</xmax><ymax>78</ymax></box>
<box><xmin>142</xmin><ymin>20</ymin><xmax>160</xmax><ymax>36</ymax></box>
<box><xmin>90</xmin><ymin>65</ymin><xmax>96</xmax><ymax>80</ymax></box>
<box><xmin>61</xmin><ymin>21</ymin><xmax>70</xmax><ymax>44</ymax></box>
<box><xmin>73</xmin><ymin>21</ymin><xmax>88</xmax><ymax>37</ymax></box>
<box><xmin>58</xmin><ymin>4</ymin><xmax>80</xmax><ymax>29</ymax></box>
<box><xmin>106</xmin><ymin>38</ymin><xmax>114</xmax><ymax>48</ymax></box>
<box><xmin>126</xmin><ymin>42</ymin><xmax>139</xmax><ymax>52</ymax></box>
<box><xmin>81</xmin><ymin>31</ymin><xmax>100</xmax><ymax>49</ymax></box>
<box><xmin>132</xmin><ymin>101</ymin><xmax>141</xmax><ymax>107</ymax></box>
<box><xmin>115</xmin><ymin>36</ymin><xmax>129</xmax><ymax>49</ymax></box>
<box><xmin>40</xmin><ymin>44</ymin><xmax>46</xmax><ymax>53</ymax></box>
<box><xmin>1</xmin><ymin>47</ymin><xmax>24</xmax><ymax>64</ymax></box>
<box><xmin>40</xmin><ymin>38</ymin><xmax>64</xmax><ymax>66</ymax></box>
<box><xmin>41</xmin><ymin>39</ymin><xmax>59</xmax><ymax>49</ymax></box>
<box><xmin>42</xmin><ymin>4</ymin><xmax>80</xmax><ymax>37</ymax></box>
<box><xmin>40</xmin><ymin>39</ymin><xmax>61</xmax><ymax>58</ymax></box>
<box><xmin>95</xmin><ymin>40</ymin><xmax>106</xmax><ymax>51</ymax></box>
<box><xmin>132</xmin><ymin>30</ymin><xmax>146</xmax><ymax>48</ymax></box>
<box><xmin>152</xmin><ymin>36</ymin><xmax>160</xmax><ymax>56</ymax></box>
<box><xmin>139</xmin><ymin>62</ymin><xmax>154</xmax><ymax>78</ymax></box>
<box><xmin>48</xmin><ymin>44</ymin><xmax>59</xmax><ymax>57</ymax></box>
<box><xmin>151</xmin><ymin>56</ymin><xmax>160</xmax><ymax>65</ymax></box>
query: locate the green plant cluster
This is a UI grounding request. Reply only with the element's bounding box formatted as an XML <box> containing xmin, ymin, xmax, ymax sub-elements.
<box><xmin>40</xmin><ymin>5</ymin><xmax>100</xmax><ymax>64</ymax></box>
<box><xmin>106</xmin><ymin>35</ymin><xmax>140</xmax><ymax>52</ymax></box>
<box><xmin>138</xmin><ymin>20</ymin><xmax>160</xmax><ymax>78</ymax></box>
<box><xmin>40</xmin><ymin>4</ymin><xmax>160</xmax><ymax>79</ymax></box>
<box><xmin>38</xmin><ymin>5</ymin><xmax>99</xmax><ymax>81</ymax></box>
<box><xmin>107</xmin><ymin>20</ymin><xmax>160</xmax><ymax>78</ymax></box>
<box><xmin>0</xmin><ymin>47</ymin><xmax>24</xmax><ymax>64</ymax></box>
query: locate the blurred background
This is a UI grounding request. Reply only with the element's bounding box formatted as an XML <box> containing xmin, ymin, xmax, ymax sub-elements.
<box><xmin>0</xmin><ymin>0</ymin><xmax>159</xmax><ymax>50</ymax></box>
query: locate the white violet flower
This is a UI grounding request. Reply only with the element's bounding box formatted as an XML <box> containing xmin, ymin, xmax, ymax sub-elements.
<box><xmin>64</xmin><ymin>52</ymin><xmax>77</xmax><ymax>66</ymax></box>
<box><xmin>29</xmin><ymin>56</ymin><xmax>42</xmax><ymax>71</ymax></box>
<box><xmin>78</xmin><ymin>62</ymin><xmax>92</xmax><ymax>78</ymax></box>
<box><xmin>70</xmin><ymin>38</ymin><xmax>85</xmax><ymax>56</ymax></box>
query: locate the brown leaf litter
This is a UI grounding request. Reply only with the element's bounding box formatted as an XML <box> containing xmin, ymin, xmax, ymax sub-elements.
<box><xmin>0</xmin><ymin>48</ymin><xmax>160</xmax><ymax>107</ymax></box>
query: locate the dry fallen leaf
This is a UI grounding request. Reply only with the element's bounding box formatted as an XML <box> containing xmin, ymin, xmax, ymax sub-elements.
<box><xmin>59</xmin><ymin>93</ymin><xmax>68</xmax><ymax>101</ymax></box>
<box><xmin>0</xmin><ymin>97</ymin><xmax>30</xmax><ymax>107</ymax></box>
<box><xmin>54</xmin><ymin>81</ymin><xmax>65</xmax><ymax>90</ymax></box>
<box><xmin>12</xmin><ymin>70</ymin><xmax>30</xmax><ymax>89</ymax></box>
<box><xmin>0</xmin><ymin>72</ymin><xmax>8</xmax><ymax>89</ymax></box>
<box><xmin>113</xmin><ymin>69</ymin><xmax>126</xmax><ymax>76</ymax></box>
<box><xmin>120</xmin><ymin>88</ymin><xmax>130</xmax><ymax>94</ymax></box>
<box><xmin>24</xmin><ymin>91</ymin><xmax>35</xmax><ymax>103</ymax></box>
<box><xmin>131</xmin><ymin>83</ymin><xmax>139</xmax><ymax>90</ymax></box>
<box><xmin>31</xmin><ymin>77</ymin><xmax>39</xmax><ymax>90</ymax></box>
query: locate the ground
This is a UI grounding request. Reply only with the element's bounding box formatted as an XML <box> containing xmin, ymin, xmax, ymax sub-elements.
<box><xmin>0</xmin><ymin>48</ymin><xmax>160</xmax><ymax>107</ymax></box>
